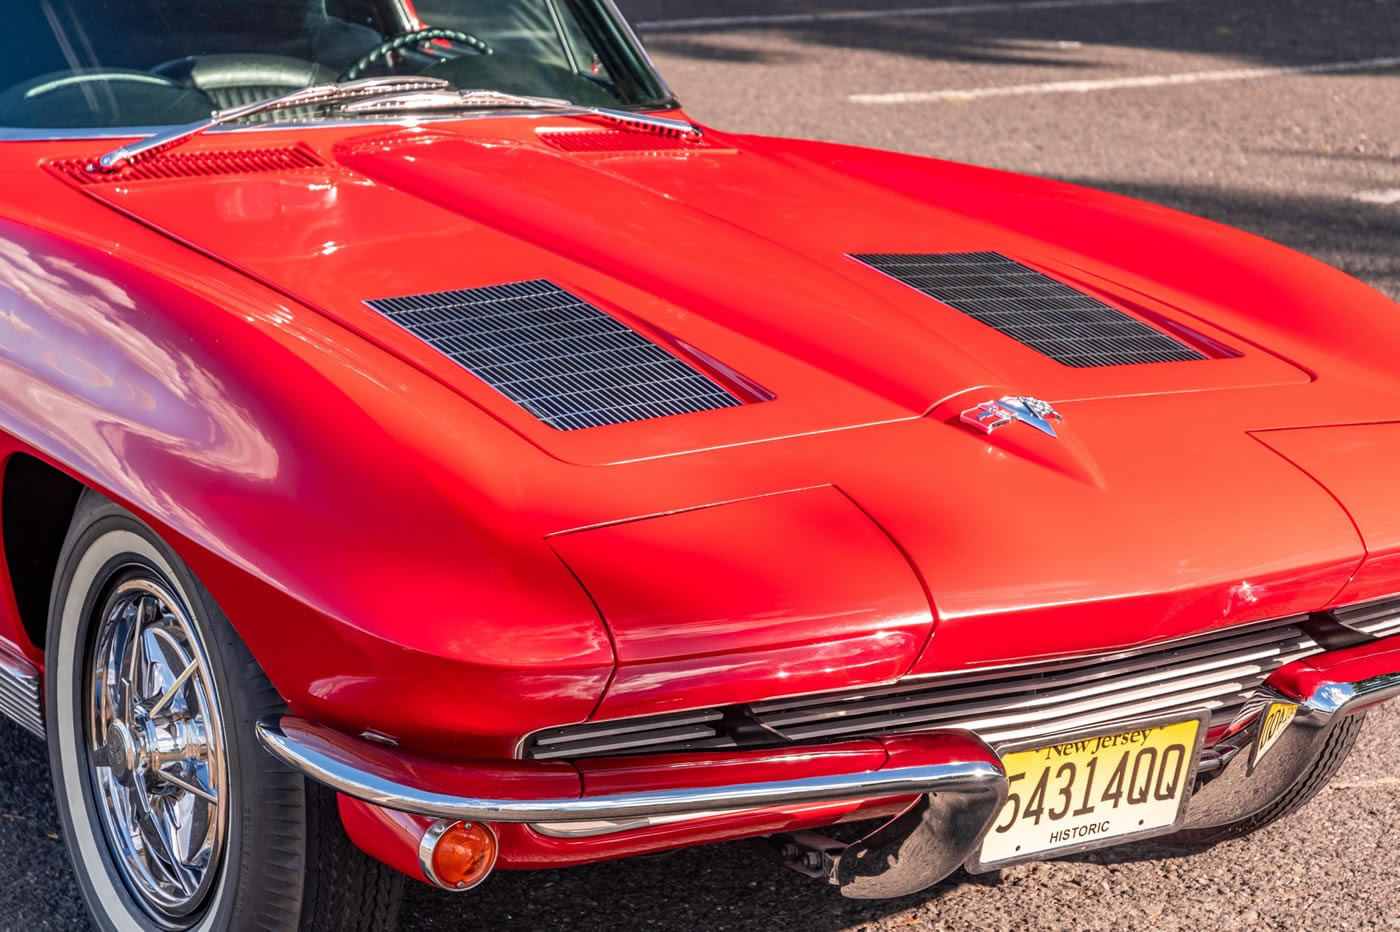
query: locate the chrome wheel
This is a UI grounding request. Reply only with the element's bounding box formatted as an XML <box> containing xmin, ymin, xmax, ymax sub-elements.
<box><xmin>85</xmin><ymin>575</ymin><xmax>228</xmax><ymax>922</ymax></box>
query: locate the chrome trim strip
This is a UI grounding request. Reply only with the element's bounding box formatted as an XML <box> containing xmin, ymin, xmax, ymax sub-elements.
<box><xmin>598</xmin><ymin>0</ymin><xmax>680</xmax><ymax>101</ymax></box>
<box><xmin>255</xmin><ymin>716</ymin><xmax>1003</xmax><ymax>823</ymax></box>
<box><xmin>533</xmin><ymin>709</ymin><xmax>724</xmax><ymax>745</ymax></box>
<box><xmin>529</xmin><ymin>807</ymin><xmax>750</xmax><ymax>838</ymax></box>
<box><xmin>96</xmin><ymin>77</ymin><xmax>452</xmax><ymax>171</ymax></box>
<box><xmin>0</xmin><ymin>648</ymin><xmax>44</xmax><ymax>738</ymax></box>
<box><xmin>769</xmin><ymin>651</ymin><xmax>1319</xmax><ymax>744</ymax></box>
<box><xmin>889</xmin><ymin>615</ymin><xmax>1313</xmax><ymax>687</ymax></box>
<box><xmin>1333</xmin><ymin>597</ymin><xmax>1400</xmax><ymax>638</ymax></box>
<box><xmin>759</xmin><ymin>642</ymin><xmax>1314</xmax><ymax>723</ymax></box>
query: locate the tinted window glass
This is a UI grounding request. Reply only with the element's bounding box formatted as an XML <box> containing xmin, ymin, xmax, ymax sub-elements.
<box><xmin>0</xmin><ymin>0</ymin><xmax>668</xmax><ymax>130</ymax></box>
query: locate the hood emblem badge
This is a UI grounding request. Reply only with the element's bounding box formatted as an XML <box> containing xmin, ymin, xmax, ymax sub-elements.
<box><xmin>961</xmin><ymin>396</ymin><xmax>1063</xmax><ymax>438</ymax></box>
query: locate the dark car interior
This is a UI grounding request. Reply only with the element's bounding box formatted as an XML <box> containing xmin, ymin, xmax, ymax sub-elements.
<box><xmin>0</xmin><ymin>0</ymin><xmax>637</xmax><ymax>129</ymax></box>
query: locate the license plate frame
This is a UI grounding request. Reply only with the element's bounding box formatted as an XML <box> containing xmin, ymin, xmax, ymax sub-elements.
<box><xmin>968</xmin><ymin>709</ymin><xmax>1211</xmax><ymax>872</ymax></box>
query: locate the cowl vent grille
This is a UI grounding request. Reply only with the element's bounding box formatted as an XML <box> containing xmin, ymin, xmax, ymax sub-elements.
<box><xmin>48</xmin><ymin>144</ymin><xmax>326</xmax><ymax>185</ymax></box>
<box><xmin>853</xmin><ymin>251</ymin><xmax>1209</xmax><ymax>367</ymax></box>
<box><xmin>365</xmin><ymin>280</ymin><xmax>743</xmax><ymax>430</ymax></box>
<box><xmin>538</xmin><ymin>130</ymin><xmax>714</xmax><ymax>154</ymax></box>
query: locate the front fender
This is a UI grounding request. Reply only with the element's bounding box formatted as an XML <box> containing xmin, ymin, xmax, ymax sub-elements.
<box><xmin>0</xmin><ymin>216</ymin><xmax>612</xmax><ymax>757</ymax></box>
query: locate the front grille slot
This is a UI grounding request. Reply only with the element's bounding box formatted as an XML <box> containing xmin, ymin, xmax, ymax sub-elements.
<box><xmin>522</xmin><ymin>618</ymin><xmax>1323</xmax><ymax>760</ymax></box>
<box><xmin>365</xmin><ymin>280</ymin><xmax>744</xmax><ymax>430</ymax></box>
<box><xmin>1333</xmin><ymin>597</ymin><xmax>1400</xmax><ymax>639</ymax></box>
<box><xmin>852</xmin><ymin>251</ymin><xmax>1209</xmax><ymax>367</ymax></box>
<box><xmin>524</xmin><ymin>710</ymin><xmax>732</xmax><ymax>760</ymax></box>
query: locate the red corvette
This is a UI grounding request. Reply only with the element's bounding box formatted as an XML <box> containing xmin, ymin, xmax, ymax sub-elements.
<box><xmin>1</xmin><ymin>0</ymin><xmax>1397</xmax><ymax>929</ymax></box>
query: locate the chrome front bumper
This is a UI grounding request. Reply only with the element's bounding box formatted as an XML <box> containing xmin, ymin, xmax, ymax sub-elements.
<box><xmin>256</xmin><ymin>718</ymin><xmax>1010</xmax><ymax>898</ymax></box>
<box><xmin>257</xmin><ymin>634</ymin><xmax>1400</xmax><ymax>898</ymax></box>
<box><xmin>256</xmin><ymin>717</ymin><xmax>1005</xmax><ymax>824</ymax></box>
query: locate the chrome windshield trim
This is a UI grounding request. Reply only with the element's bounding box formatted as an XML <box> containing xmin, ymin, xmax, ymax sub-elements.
<box><xmin>598</xmin><ymin>0</ymin><xmax>679</xmax><ymax>102</ymax></box>
<box><xmin>256</xmin><ymin>715</ymin><xmax>1003</xmax><ymax>823</ymax></box>
<box><xmin>95</xmin><ymin>76</ymin><xmax>452</xmax><ymax>171</ymax></box>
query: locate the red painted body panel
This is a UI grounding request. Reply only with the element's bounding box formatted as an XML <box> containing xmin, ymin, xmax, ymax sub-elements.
<box><xmin>2</xmin><ymin>103</ymin><xmax>1400</xmax><ymax>871</ymax></box>
<box><xmin>339</xmin><ymin>798</ymin><xmax>432</xmax><ymax>885</ymax></box>
<box><xmin>1255</xmin><ymin>424</ymin><xmax>1400</xmax><ymax>606</ymax></box>
<box><xmin>549</xmin><ymin>486</ymin><xmax>934</xmax><ymax>717</ymax></box>
<box><xmin>1268</xmin><ymin>634</ymin><xmax>1400</xmax><ymax>712</ymax></box>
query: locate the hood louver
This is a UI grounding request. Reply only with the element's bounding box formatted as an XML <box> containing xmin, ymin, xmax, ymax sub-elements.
<box><xmin>853</xmin><ymin>251</ymin><xmax>1209</xmax><ymax>367</ymax></box>
<box><xmin>364</xmin><ymin>280</ymin><xmax>745</xmax><ymax>430</ymax></box>
<box><xmin>49</xmin><ymin>144</ymin><xmax>325</xmax><ymax>185</ymax></box>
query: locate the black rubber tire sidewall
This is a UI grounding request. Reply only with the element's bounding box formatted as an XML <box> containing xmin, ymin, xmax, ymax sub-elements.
<box><xmin>45</xmin><ymin>493</ymin><xmax>305</xmax><ymax>931</ymax></box>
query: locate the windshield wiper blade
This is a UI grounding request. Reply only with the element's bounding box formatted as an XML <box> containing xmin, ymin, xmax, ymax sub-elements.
<box><xmin>340</xmin><ymin>88</ymin><xmax>704</xmax><ymax>141</ymax></box>
<box><xmin>92</xmin><ymin>76</ymin><xmax>453</xmax><ymax>173</ymax></box>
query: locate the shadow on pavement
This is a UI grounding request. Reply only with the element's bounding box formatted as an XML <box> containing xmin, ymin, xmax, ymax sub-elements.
<box><xmin>0</xmin><ymin>720</ymin><xmax>90</xmax><ymax>930</ymax></box>
<box><xmin>401</xmin><ymin>843</ymin><xmax>1007</xmax><ymax>932</ymax></box>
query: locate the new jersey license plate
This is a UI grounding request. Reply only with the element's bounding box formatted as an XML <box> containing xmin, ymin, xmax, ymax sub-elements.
<box><xmin>973</xmin><ymin>713</ymin><xmax>1208</xmax><ymax>870</ymax></box>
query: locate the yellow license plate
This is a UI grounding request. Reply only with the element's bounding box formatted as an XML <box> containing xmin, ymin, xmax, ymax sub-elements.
<box><xmin>974</xmin><ymin>715</ymin><xmax>1205</xmax><ymax>870</ymax></box>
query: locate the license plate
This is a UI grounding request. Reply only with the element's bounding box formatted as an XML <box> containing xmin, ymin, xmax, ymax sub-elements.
<box><xmin>972</xmin><ymin>712</ymin><xmax>1208</xmax><ymax>870</ymax></box>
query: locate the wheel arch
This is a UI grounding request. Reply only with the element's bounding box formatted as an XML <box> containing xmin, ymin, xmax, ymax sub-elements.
<box><xmin>1</xmin><ymin>452</ymin><xmax>84</xmax><ymax>651</ymax></box>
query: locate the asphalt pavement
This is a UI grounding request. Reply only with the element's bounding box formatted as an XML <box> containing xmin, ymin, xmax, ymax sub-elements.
<box><xmin>4</xmin><ymin>1</ymin><xmax>1398</xmax><ymax>929</ymax></box>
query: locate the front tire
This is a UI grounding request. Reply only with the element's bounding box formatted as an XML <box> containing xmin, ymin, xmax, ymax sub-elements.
<box><xmin>45</xmin><ymin>492</ymin><xmax>402</xmax><ymax>930</ymax></box>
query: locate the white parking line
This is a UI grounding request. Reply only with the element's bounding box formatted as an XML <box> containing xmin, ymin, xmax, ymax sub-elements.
<box><xmin>1353</xmin><ymin>189</ymin><xmax>1400</xmax><ymax>206</ymax></box>
<box><xmin>850</xmin><ymin>55</ymin><xmax>1400</xmax><ymax>104</ymax></box>
<box><xmin>635</xmin><ymin>0</ymin><xmax>1203</xmax><ymax>32</ymax></box>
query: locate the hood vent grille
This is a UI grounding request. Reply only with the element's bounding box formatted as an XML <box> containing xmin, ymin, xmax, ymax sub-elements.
<box><xmin>365</xmin><ymin>280</ymin><xmax>743</xmax><ymax>430</ymax></box>
<box><xmin>538</xmin><ymin>129</ymin><xmax>714</xmax><ymax>154</ymax></box>
<box><xmin>49</xmin><ymin>144</ymin><xmax>325</xmax><ymax>186</ymax></box>
<box><xmin>853</xmin><ymin>252</ymin><xmax>1208</xmax><ymax>367</ymax></box>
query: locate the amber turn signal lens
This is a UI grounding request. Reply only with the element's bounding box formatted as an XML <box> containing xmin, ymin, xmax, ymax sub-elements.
<box><xmin>421</xmin><ymin>820</ymin><xmax>498</xmax><ymax>891</ymax></box>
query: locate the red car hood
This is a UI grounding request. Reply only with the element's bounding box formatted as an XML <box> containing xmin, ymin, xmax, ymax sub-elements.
<box><xmin>64</xmin><ymin>119</ymin><xmax>1313</xmax><ymax>465</ymax></box>
<box><xmin>25</xmin><ymin>117</ymin><xmax>1400</xmax><ymax>725</ymax></box>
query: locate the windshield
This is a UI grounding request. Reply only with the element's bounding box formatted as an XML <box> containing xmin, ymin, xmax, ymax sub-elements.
<box><xmin>0</xmin><ymin>0</ymin><xmax>672</xmax><ymax>131</ymax></box>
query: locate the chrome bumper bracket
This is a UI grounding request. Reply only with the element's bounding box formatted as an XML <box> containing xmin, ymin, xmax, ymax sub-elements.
<box><xmin>1185</xmin><ymin>657</ymin><xmax>1400</xmax><ymax>830</ymax></box>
